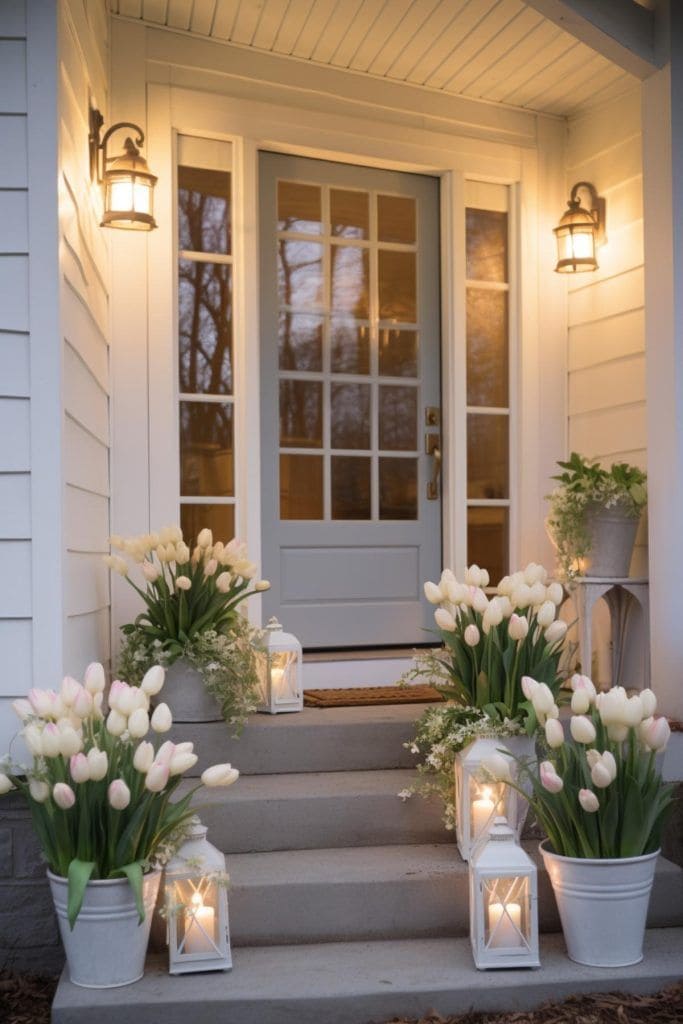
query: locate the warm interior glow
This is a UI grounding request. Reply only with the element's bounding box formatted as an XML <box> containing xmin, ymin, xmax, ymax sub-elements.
<box><xmin>191</xmin><ymin>891</ymin><xmax>203</xmax><ymax>910</ymax></box>
<box><xmin>109</xmin><ymin>177</ymin><xmax>151</xmax><ymax>214</ymax></box>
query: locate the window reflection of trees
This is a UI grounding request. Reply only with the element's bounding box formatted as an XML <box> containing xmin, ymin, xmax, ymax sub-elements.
<box><xmin>179</xmin><ymin>260</ymin><xmax>232</xmax><ymax>394</ymax></box>
<box><xmin>179</xmin><ymin>402</ymin><xmax>233</xmax><ymax>496</ymax></box>
<box><xmin>178</xmin><ymin>166</ymin><xmax>230</xmax><ymax>254</ymax></box>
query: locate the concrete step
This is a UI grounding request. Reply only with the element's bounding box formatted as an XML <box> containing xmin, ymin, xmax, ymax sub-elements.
<box><xmin>52</xmin><ymin>928</ymin><xmax>683</xmax><ymax>1024</ymax></box>
<box><xmin>169</xmin><ymin>703</ymin><xmax>431</xmax><ymax>776</ymax></box>
<box><xmin>188</xmin><ymin>769</ymin><xmax>445</xmax><ymax>853</ymax></box>
<box><xmin>224</xmin><ymin>843</ymin><xmax>683</xmax><ymax>947</ymax></box>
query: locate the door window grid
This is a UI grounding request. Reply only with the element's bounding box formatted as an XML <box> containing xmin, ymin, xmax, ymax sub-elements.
<box><xmin>277</xmin><ymin>179</ymin><xmax>421</xmax><ymax>523</ymax></box>
<box><xmin>176</xmin><ymin>137</ymin><xmax>236</xmax><ymax>541</ymax></box>
<box><xmin>465</xmin><ymin>200</ymin><xmax>511</xmax><ymax>583</ymax></box>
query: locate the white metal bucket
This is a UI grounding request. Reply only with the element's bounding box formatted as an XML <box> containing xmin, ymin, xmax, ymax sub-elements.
<box><xmin>540</xmin><ymin>842</ymin><xmax>658</xmax><ymax>967</ymax></box>
<box><xmin>584</xmin><ymin>506</ymin><xmax>640</xmax><ymax>578</ymax></box>
<box><xmin>48</xmin><ymin>869</ymin><xmax>161</xmax><ymax>988</ymax></box>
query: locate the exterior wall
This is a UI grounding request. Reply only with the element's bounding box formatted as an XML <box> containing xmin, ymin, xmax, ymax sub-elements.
<box><xmin>565</xmin><ymin>86</ymin><xmax>647</xmax><ymax>576</ymax></box>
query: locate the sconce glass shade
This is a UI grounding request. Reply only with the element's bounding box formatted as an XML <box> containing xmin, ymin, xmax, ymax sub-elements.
<box><xmin>101</xmin><ymin>138</ymin><xmax>157</xmax><ymax>231</ymax></box>
<box><xmin>258</xmin><ymin>617</ymin><xmax>303</xmax><ymax>714</ymax></box>
<box><xmin>554</xmin><ymin>203</ymin><xmax>597</xmax><ymax>273</ymax></box>
<box><xmin>469</xmin><ymin>817</ymin><xmax>539</xmax><ymax>970</ymax></box>
<box><xmin>164</xmin><ymin>819</ymin><xmax>231</xmax><ymax>974</ymax></box>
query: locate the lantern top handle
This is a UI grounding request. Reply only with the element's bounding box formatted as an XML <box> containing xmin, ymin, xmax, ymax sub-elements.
<box><xmin>487</xmin><ymin>816</ymin><xmax>516</xmax><ymax>841</ymax></box>
<box><xmin>266</xmin><ymin>616</ymin><xmax>283</xmax><ymax>632</ymax></box>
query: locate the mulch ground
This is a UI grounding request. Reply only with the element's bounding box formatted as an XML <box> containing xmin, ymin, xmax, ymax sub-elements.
<box><xmin>2</xmin><ymin>972</ymin><xmax>682</xmax><ymax>1024</ymax></box>
<box><xmin>381</xmin><ymin>983</ymin><xmax>683</xmax><ymax>1024</ymax></box>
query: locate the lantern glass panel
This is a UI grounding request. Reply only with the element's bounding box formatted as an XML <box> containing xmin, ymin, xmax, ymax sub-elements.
<box><xmin>271</xmin><ymin>649</ymin><xmax>299</xmax><ymax>704</ymax></box>
<box><xmin>483</xmin><ymin>875</ymin><xmax>530</xmax><ymax>951</ymax></box>
<box><xmin>108</xmin><ymin>174</ymin><xmax>153</xmax><ymax>216</ymax></box>
<box><xmin>172</xmin><ymin>878</ymin><xmax>221</xmax><ymax>957</ymax></box>
<box><xmin>469</xmin><ymin>779</ymin><xmax>506</xmax><ymax>846</ymax></box>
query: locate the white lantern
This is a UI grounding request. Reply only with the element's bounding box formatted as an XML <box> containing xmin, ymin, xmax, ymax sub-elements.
<box><xmin>258</xmin><ymin>617</ymin><xmax>303</xmax><ymax>714</ymax></box>
<box><xmin>164</xmin><ymin>818</ymin><xmax>231</xmax><ymax>974</ymax></box>
<box><xmin>469</xmin><ymin>816</ymin><xmax>539</xmax><ymax>970</ymax></box>
<box><xmin>454</xmin><ymin>737</ymin><xmax>518</xmax><ymax>861</ymax></box>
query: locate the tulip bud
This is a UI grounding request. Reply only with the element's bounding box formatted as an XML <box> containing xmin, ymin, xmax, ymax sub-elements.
<box><xmin>539</xmin><ymin>761</ymin><xmax>563</xmax><ymax>794</ymax></box>
<box><xmin>203</xmin><ymin>558</ymin><xmax>218</xmax><ymax>577</ymax></box>
<box><xmin>29</xmin><ymin>778</ymin><xmax>49</xmax><ymax>803</ymax></box>
<box><xmin>108</xmin><ymin>779</ymin><xmax>131</xmax><ymax>810</ymax></box>
<box><xmin>536</xmin><ymin>600</ymin><xmax>556</xmax><ymax>629</ymax></box>
<box><xmin>641</xmin><ymin>716</ymin><xmax>671</xmax><ymax>752</ymax></box>
<box><xmin>471</xmin><ymin>588</ymin><xmax>488</xmax><ymax>614</ymax></box>
<box><xmin>640</xmin><ymin>688</ymin><xmax>657</xmax><ymax>719</ymax></box>
<box><xmin>510</xmin><ymin>584</ymin><xmax>533</xmax><ymax>610</ymax></box>
<box><xmin>545</xmin><ymin>718</ymin><xmax>565</xmax><ymax>749</ymax></box>
<box><xmin>155</xmin><ymin>740</ymin><xmax>176</xmax><ymax>766</ymax></box>
<box><xmin>145</xmin><ymin>762</ymin><xmax>170</xmax><ymax>793</ymax></box>
<box><xmin>53</xmin><ymin>782</ymin><xmax>76</xmax><ymax>809</ymax></box>
<box><xmin>70</xmin><ymin>753</ymin><xmax>90</xmax><ymax>784</ymax></box>
<box><xmin>58</xmin><ymin>724</ymin><xmax>82</xmax><ymax>758</ymax></box>
<box><xmin>175</xmin><ymin>576</ymin><xmax>192</xmax><ymax>591</ymax></box>
<box><xmin>128</xmin><ymin>708</ymin><xmax>150</xmax><ymax>739</ymax></box>
<box><xmin>463</xmin><ymin>564</ymin><xmax>482</xmax><ymax>587</ymax></box>
<box><xmin>521</xmin><ymin>676</ymin><xmax>539</xmax><ymax>701</ymax></box>
<box><xmin>524</xmin><ymin>562</ymin><xmax>547</xmax><ymax>585</ymax></box>
<box><xmin>169</xmin><ymin>750</ymin><xmax>198</xmax><ymax>776</ymax></box>
<box><xmin>201</xmin><ymin>763</ymin><xmax>240</xmax><ymax>788</ymax></box>
<box><xmin>482</xmin><ymin>598</ymin><xmax>504</xmax><ymax>632</ymax></box>
<box><xmin>151</xmin><ymin>703</ymin><xmax>172</xmax><ymax>733</ymax></box>
<box><xmin>591</xmin><ymin>762</ymin><xmax>613</xmax><ymax>788</ymax></box>
<box><xmin>578</xmin><ymin>789</ymin><xmax>600</xmax><ymax>813</ymax></box>
<box><xmin>446</xmin><ymin>580</ymin><xmax>466</xmax><ymax>604</ymax></box>
<box><xmin>197</xmin><ymin>528</ymin><xmax>213</xmax><ymax>548</ymax></box>
<box><xmin>528</xmin><ymin>581</ymin><xmax>547</xmax><ymax>607</ymax></box>
<box><xmin>546</xmin><ymin>581</ymin><xmax>564</xmax><ymax>606</ymax></box>
<box><xmin>434</xmin><ymin>608</ymin><xmax>457</xmax><ymax>632</ymax></box>
<box><xmin>60</xmin><ymin>676</ymin><xmax>82</xmax><ymax>706</ymax></box>
<box><xmin>570</xmin><ymin>715</ymin><xmax>597</xmax><ymax>744</ymax></box>
<box><xmin>106</xmin><ymin>709</ymin><xmax>128</xmax><ymax>737</ymax></box>
<box><xmin>23</xmin><ymin>724</ymin><xmax>44</xmax><ymax>757</ymax></box>
<box><xmin>41</xmin><ymin>723</ymin><xmax>62</xmax><ymax>758</ymax></box>
<box><xmin>133</xmin><ymin>741</ymin><xmax>155</xmax><ymax>773</ymax></box>
<box><xmin>141</xmin><ymin>665</ymin><xmax>165</xmax><ymax>697</ymax></box>
<box><xmin>141</xmin><ymin>560</ymin><xmax>160</xmax><ymax>583</ymax></box>
<box><xmin>571</xmin><ymin>689</ymin><xmax>591</xmax><ymax>715</ymax></box>
<box><xmin>12</xmin><ymin>698</ymin><xmax>33</xmax><ymax>722</ymax></box>
<box><xmin>216</xmin><ymin>571</ymin><xmax>233</xmax><ymax>594</ymax></box>
<box><xmin>0</xmin><ymin>773</ymin><xmax>14</xmax><ymax>795</ymax></box>
<box><xmin>175</xmin><ymin>542</ymin><xmax>191</xmax><ymax>566</ymax></box>
<box><xmin>28</xmin><ymin>688</ymin><xmax>53</xmax><ymax>718</ymax></box>
<box><xmin>423</xmin><ymin>581</ymin><xmax>443</xmax><ymax>604</ymax></box>
<box><xmin>544</xmin><ymin>620</ymin><xmax>568</xmax><ymax>645</ymax></box>
<box><xmin>84</xmin><ymin>663</ymin><xmax>106</xmax><ymax>695</ymax></box>
<box><xmin>606</xmin><ymin>723</ymin><xmax>629</xmax><ymax>743</ymax></box>
<box><xmin>170</xmin><ymin>526</ymin><xmax>183</xmax><ymax>543</ymax></box>
<box><xmin>463</xmin><ymin>623</ymin><xmax>480</xmax><ymax>647</ymax></box>
<box><xmin>255</xmin><ymin>580</ymin><xmax>271</xmax><ymax>592</ymax></box>
<box><xmin>482</xmin><ymin>752</ymin><xmax>512</xmax><ymax>782</ymax></box>
<box><xmin>118</xmin><ymin>685</ymin><xmax>140</xmax><ymax>718</ymax></box>
<box><xmin>72</xmin><ymin>688</ymin><xmax>93</xmax><ymax>719</ymax></box>
<box><xmin>508</xmin><ymin>614</ymin><xmax>529</xmax><ymax>641</ymax></box>
<box><xmin>87</xmin><ymin>747</ymin><xmax>108</xmax><ymax>781</ymax></box>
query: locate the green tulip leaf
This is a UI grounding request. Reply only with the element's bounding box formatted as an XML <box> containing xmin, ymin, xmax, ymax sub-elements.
<box><xmin>67</xmin><ymin>858</ymin><xmax>96</xmax><ymax>930</ymax></box>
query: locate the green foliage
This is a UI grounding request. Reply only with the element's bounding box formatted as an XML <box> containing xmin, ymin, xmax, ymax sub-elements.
<box><xmin>546</xmin><ymin>452</ymin><xmax>647</xmax><ymax>578</ymax></box>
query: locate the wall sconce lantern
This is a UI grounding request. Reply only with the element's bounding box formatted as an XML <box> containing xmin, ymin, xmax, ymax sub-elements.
<box><xmin>164</xmin><ymin>818</ymin><xmax>232</xmax><ymax>974</ymax></box>
<box><xmin>89</xmin><ymin>108</ymin><xmax>158</xmax><ymax>230</ymax></box>
<box><xmin>469</xmin><ymin>816</ymin><xmax>539</xmax><ymax>970</ymax></box>
<box><xmin>554</xmin><ymin>181</ymin><xmax>606</xmax><ymax>273</ymax></box>
<box><xmin>455</xmin><ymin>738</ymin><xmax>518</xmax><ymax>862</ymax></box>
<box><xmin>258</xmin><ymin>617</ymin><xmax>303</xmax><ymax>714</ymax></box>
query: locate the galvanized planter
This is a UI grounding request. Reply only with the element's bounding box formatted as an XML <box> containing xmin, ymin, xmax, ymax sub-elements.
<box><xmin>583</xmin><ymin>504</ymin><xmax>640</xmax><ymax>578</ymax></box>
<box><xmin>161</xmin><ymin>658</ymin><xmax>223</xmax><ymax>723</ymax></box>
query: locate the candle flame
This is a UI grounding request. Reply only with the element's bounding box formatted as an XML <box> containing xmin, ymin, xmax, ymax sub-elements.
<box><xmin>191</xmin><ymin>892</ymin><xmax>203</xmax><ymax>910</ymax></box>
<box><xmin>482</xmin><ymin>786</ymin><xmax>492</xmax><ymax>800</ymax></box>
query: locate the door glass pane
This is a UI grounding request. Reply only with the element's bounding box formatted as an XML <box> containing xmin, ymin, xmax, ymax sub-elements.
<box><xmin>379</xmin><ymin>328</ymin><xmax>418</xmax><ymax>378</ymax></box>
<box><xmin>178</xmin><ymin>166</ymin><xmax>231</xmax><ymax>255</ymax></box>
<box><xmin>280</xmin><ymin>455</ymin><xmax>323</xmax><ymax>519</ymax></box>
<box><xmin>279</xmin><ymin>380</ymin><xmax>323</xmax><ymax>448</ymax></box>
<box><xmin>468</xmin><ymin>506</ymin><xmax>509</xmax><ymax>584</ymax></box>
<box><xmin>379</xmin><ymin>385</ymin><xmax>417</xmax><ymax>451</ymax></box>
<box><xmin>331</xmin><ymin>189</ymin><xmax>369</xmax><ymax>239</ymax></box>
<box><xmin>180</xmin><ymin>402</ymin><xmax>233</xmax><ymax>496</ymax></box>
<box><xmin>331</xmin><ymin>456</ymin><xmax>371</xmax><ymax>519</ymax></box>
<box><xmin>331</xmin><ymin>318</ymin><xmax>369</xmax><ymax>375</ymax></box>
<box><xmin>378</xmin><ymin>250</ymin><xmax>416</xmax><ymax>322</ymax></box>
<box><xmin>331</xmin><ymin>383</ymin><xmax>371</xmax><ymax>449</ymax></box>
<box><xmin>380</xmin><ymin>458</ymin><xmax>417</xmax><ymax>519</ymax></box>
<box><xmin>278</xmin><ymin>181</ymin><xmax>322</xmax><ymax>234</ymax></box>
<box><xmin>278</xmin><ymin>240</ymin><xmax>324</xmax><ymax>309</ymax></box>
<box><xmin>181</xmin><ymin>503</ymin><xmax>235</xmax><ymax>546</ymax></box>
<box><xmin>378</xmin><ymin>195</ymin><xmax>416</xmax><ymax>244</ymax></box>
<box><xmin>467</xmin><ymin>414</ymin><xmax>508</xmax><ymax>499</ymax></box>
<box><xmin>179</xmin><ymin>260</ymin><xmax>233</xmax><ymax>395</ymax></box>
<box><xmin>279</xmin><ymin>312</ymin><xmax>323</xmax><ymax>371</ymax></box>
<box><xmin>331</xmin><ymin>245</ymin><xmax>369</xmax><ymax>317</ymax></box>
<box><xmin>467</xmin><ymin>289</ymin><xmax>508</xmax><ymax>407</ymax></box>
<box><xmin>466</xmin><ymin>209</ymin><xmax>508</xmax><ymax>282</ymax></box>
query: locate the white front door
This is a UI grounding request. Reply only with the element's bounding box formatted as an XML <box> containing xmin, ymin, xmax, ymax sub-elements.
<box><xmin>259</xmin><ymin>153</ymin><xmax>442</xmax><ymax>648</ymax></box>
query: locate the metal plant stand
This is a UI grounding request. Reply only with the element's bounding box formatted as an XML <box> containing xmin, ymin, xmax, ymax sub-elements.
<box><xmin>568</xmin><ymin>577</ymin><xmax>650</xmax><ymax>691</ymax></box>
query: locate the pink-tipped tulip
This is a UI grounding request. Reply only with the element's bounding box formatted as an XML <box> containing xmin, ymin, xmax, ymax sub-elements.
<box><xmin>70</xmin><ymin>753</ymin><xmax>90</xmax><ymax>784</ymax></box>
<box><xmin>108</xmin><ymin>779</ymin><xmax>131</xmax><ymax>810</ymax></box>
<box><xmin>145</xmin><ymin>762</ymin><xmax>170</xmax><ymax>793</ymax></box>
<box><xmin>578</xmin><ymin>789</ymin><xmax>600</xmax><ymax>813</ymax></box>
<box><xmin>539</xmin><ymin>760</ymin><xmax>563</xmax><ymax>794</ymax></box>
<box><xmin>53</xmin><ymin>783</ymin><xmax>76</xmax><ymax>809</ymax></box>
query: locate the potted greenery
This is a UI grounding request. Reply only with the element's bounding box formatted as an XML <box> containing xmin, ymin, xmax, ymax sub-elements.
<box><xmin>105</xmin><ymin>527</ymin><xmax>269</xmax><ymax>728</ymax></box>
<box><xmin>486</xmin><ymin>673</ymin><xmax>673</xmax><ymax>967</ymax></box>
<box><xmin>0</xmin><ymin>663</ymin><xmax>240</xmax><ymax>988</ymax></box>
<box><xmin>546</xmin><ymin>452</ymin><xmax>647</xmax><ymax>579</ymax></box>
<box><xmin>403</xmin><ymin>562</ymin><xmax>570</xmax><ymax>832</ymax></box>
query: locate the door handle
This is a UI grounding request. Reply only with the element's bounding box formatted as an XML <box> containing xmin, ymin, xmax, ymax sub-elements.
<box><xmin>427</xmin><ymin>440</ymin><xmax>441</xmax><ymax>500</ymax></box>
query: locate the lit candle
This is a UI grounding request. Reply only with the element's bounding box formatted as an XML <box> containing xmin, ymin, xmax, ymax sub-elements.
<box><xmin>488</xmin><ymin>901</ymin><xmax>523</xmax><ymax>948</ymax></box>
<box><xmin>472</xmin><ymin>786</ymin><xmax>496</xmax><ymax>840</ymax></box>
<box><xmin>184</xmin><ymin>893</ymin><xmax>215</xmax><ymax>955</ymax></box>
<box><xmin>270</xmin><ymin>666</ymin><xmax>286</xmax><ymax>698</ymax></box>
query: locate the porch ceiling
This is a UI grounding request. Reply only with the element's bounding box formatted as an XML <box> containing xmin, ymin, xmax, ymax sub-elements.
<box><xmin>109</xmin><ymin>0</ymin><xmax>636</xmax><ymax>118</ymax></box>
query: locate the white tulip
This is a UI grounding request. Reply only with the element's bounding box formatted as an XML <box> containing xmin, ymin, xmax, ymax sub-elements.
<box><xmin>151</xmin><ymin>703</ymin><xmax>173</xmax><ymax>733</ymax></box>
<box><xmin>523</xmin><ymin>562</ymin><xmax>547</xmax><ymax>585</ymax></box>
<box><xmin>536</xmin><ymin>600</ymin><xmax>556</xmax><ymax>629</ymax></box>
<box><xmin>578</xmin><ymin>789</ymin><xmax>600</xmax><ymax>813</ymax></box>
<box><xmin>108</xmin><ymin>780</ymin><xmax>131</xmax><ymax>810</ymax></box>
<box><xmin>159</xmin><ymin>526</ymin><xmax>175</xmax><ymax>545</ymax></box>
<box><xmin>482</xmin><ymin>600</ymin><xmax>503</xmax><ymax>633</ymax></box>
<box><xmin>23</xmin><ymin>724</ymin><xmax>44</xmax><ymax>757</ymax></box>
<box><xmin>133</xmin><ymin>741</ymin><xmax>155</xmax><ymax>773</ymax></box>
<box><xmin>0</xmin><ymin>773</ymin><xmax>14</xmax><ymax>795</ymax></box>
<box><xmin>545</xmin><ymin>718</ymin><xmax>565</xmax><ymax>749</ymax></box>
<box><xmin>531</xmin><ymin>682</ymin><xmax>555</xmax><ymax>716</ymax></box>
<box><xmin>145</xmin><ymin>762</ymin><xmax>170</xmax><ymax>793</ymax></box>
<box><xmin>571</xmin><ymin>674</ymin><xmax>597</xmax><ymax>700</ymax></box>
<box><xmin>28</xmin><ymin>688</ymin><xmax>53</xmax><ymax>718</ymax></box>
<box><xmin>623</xmin><ymin>694</ymin><xmax>644</xmax><ymax>727</ymax></box>
<box><xmin>12</xmin><ymin>698</ymin><xmax>33</xmax><ymax>722</ymax></box>
<box><xmin>87</xmin><ymin>747</ymin><xmax>108</xmax><ymax>781</ymax></box>
<box><xmin>640</xmin><ymin>716</ymin><xmax>671</xmax><ymax>752</ymax></box>
<box><xmin>571</xmin><ymin>689</ymin><xmax>591</xmax><ymax>715</ymax></box>
<box><xmin>216</xmin><ymin>571</ymin><xmax>233</xmax><ymax>594</ymax></box>
<box><xmin>496</xmin><ymin>575</ymin><xmax>513</xmax><ymax>596</ymax></box>
<box><xmin>544</xmin><ymin>620</ymin><xmax>568</xmax><ymax>645</ymax></box>
<box><xmin>41</xmin><ymin>723</ymin><xmax>62</xmax><ymax>758</ymax></box>
<box><xmin>176</xmin><ymin>576</ymin><xmax>192</xmax><ymax>591</ymax></box>
<box><xmin>570</xmin><ymin>715</ymin><xmax>597</xmax><ymax>744</ymax></box>
<box><xmin>60</xmin><ymin>676</ymin><xmax>82</xmax><ymax>706</ymax></box>
<box><xmin>201</xmin><ymin>763</ymin><xmax>239</xmax><ymax>787</ymax></box>
<box><xmin>106</xmin><ymin>709</ymin><xmax>128</xmax><ymax>737</ymax></box>
<box><xmin>434</xmin><ymin>608</ymin><xmax>457</xmax><ymax>632</ymax></box>
<box><xmin>591</xmin><ymin>762</ymin><xmax>613</xmax><ymax>788</ymax></box>
<box><xmin>141</xmin><ymin>665</ymin><xmax>165</xmax><ymax>696</ymax></box>
<box><xmin>471</xmin><ymin>588</ymin><xmax>488</xmax><ymax>614</ymax></box>
<box><xmin>155</xmin><ymin>740</ymin><xmax>177</xmax><ymax>767</ymax></box>
<box><xmin>255</xmin><ymin>579</ymin><xmax>271</xmax><ymax>592</ymax></box>
<box><xmin>528</xmin><ymin>581</ymin><xmax>547</xmax><ymax>607</ymax></box>
<box><xmin>53</xmin><ymin>782</ymin><xmax>76</xmax><ymax>809</ymax></box>
<box><xmin>481</xmin><ymin>752</ymin><xmax>512</xmax><ymax>782</ymax></box>
<box><xmin>117</xmin><ymin>685</ymin><xmax>140</xmax><ymax>718</ymax></box>
<box><xmin>72</xmin><ymin>688</ymin><xmax>93</xmax><ymax>719</ymax></box>
<box><xmin>170</xmin><ymin>526</ymin><xmax>183</xmax><ymax>544</ymax></box>
<box><xmin>424</xmin><ymin>581</ymin><xmax>443</xmax><ymax>604</ymax></box>
<box><xmin>69</xmin><ymin>753</ymin><xmax>90</xmax><ymax>784</ymax></box>
<box><xmin>463</xmin><ymin>624</ymin><xmax>480</xmax><ymax>647</ymax></box>
<box><xmin>29</xmin><ymin>778</ymin><xmax>49</xmax><ymax>803</ymax></box>
<box><xmin>546</xmin><ymin>582</ymin><xmax>564</xmax><ymax>606</ymax></box>
<box><xmin>58</xmin><ymin>724</ymin><xmax>82</xmax><ymax>758</ymax></box>
<box><xmin>508</xmin><ymin>614</ymin><xmax>529</xmax><ymax>641</ymax></box>
<box><xmin>510</xmin><ymin>584</ymin><xmax>533</xmax><ymax>609</ymax></box>
<box><xmin>464</xmin><ymin>565</ymin><xmax>483</xmax><ymax>588</ymax></box>
<box><xmin>169</xmin><ymin>750</ymin><xmax>198</xmax><ymax>776</ymax></box>
<box><xmin>175</xmin><ymin>542</ymin><xmax>191</xmax><ymax>566</ymax></box>
<box><xmin>521</xmin><ymin>676</ymin><xmax>539</xmax><ymax>701</ymax></box>
<box><xmin>640</xmin><ymin>688</ymin><xmax>657</xmax><ymax>719</ymax></box>
<box><xmin>197</xmin><ymin>528</ymin><xmax>213</xmax><ymax>548</ymax></box>
<box><xmin>497</xmin><ymin>595</ymin><xmax>513</xmax><ymax>619</ymax></box>
<box><xmin>84</xmin><ymin>662</ymin><xmax>106</xmax><ymax>694</ymax></box>
<box><xmin>128</xmin><ymin>708</ymin><xmax>150</xmax><ymax>739</ymax></box>
<box><xmin>141</xmin><ymin>560</ymin><xmax>160</xmax><ymax>583</ymax></box>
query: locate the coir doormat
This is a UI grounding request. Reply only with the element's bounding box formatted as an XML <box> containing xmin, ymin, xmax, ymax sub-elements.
<box><xmin>303</xmin><ymin>685</ymin><xmax>444</xmax><ymax>708</ymax></box>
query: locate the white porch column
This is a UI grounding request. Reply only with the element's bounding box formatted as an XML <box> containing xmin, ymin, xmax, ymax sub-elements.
<box><xmin>642</xmin><ymin>9</ymin><xmax>683</xmax><ymax>720</ymax></box>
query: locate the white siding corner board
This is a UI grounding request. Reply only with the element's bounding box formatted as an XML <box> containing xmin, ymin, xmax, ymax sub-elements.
<box><xmin>0</xmin><ymin>332</ymin><xmax>30</xmax><ymax>397</ymax></box>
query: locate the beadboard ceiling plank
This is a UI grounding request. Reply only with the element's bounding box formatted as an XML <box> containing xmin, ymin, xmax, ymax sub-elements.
<box><xmin>386</xmin><ymin>0</ymin><xmax>472</xmax><ymax>83</ymax></box>
<box><xmin>363</xmin><ymin>0</ymin><xmax>442</xmax><ymax>78</ymax></box>
<box><xmin>328</xmin><ymin>0</ymin><xmax>392</xmax><ymax>68</ymax></box>
<box><xmin>211</xmin><ymin>0</ymin><xmax>241</xmax><ymax>39</ymax></box>
<box><xmin>231</xmin><ymin>0</ymin><xmax>268</xmax><ymax>45</ymax></box>
<box><xmin>252</xmin><ymin>0</ymin><xmax>291</xmax><ymax>50</ymax></box>
<box><xmin>190</xmin><ymin>0</ymin><xmax>218</xmax><ymax>34</ymax></box>
<box><xmin>275</xmin><ymin>0</ymin><xmax>328</xmax><ymax>55</ymax></box>
<box><xmin>348</xmin><ymin>0</ymin><xmax>414</xmax><ymax>72</ymax></box>
<box><xmin>307</xmin><ymin>0</ymin><xmax>365</xmax><ymax>64</ymax></box>
<box><xmin>426</xmin><ymin>0</ymin><xmax>527</xmax><ymax>91</ymax></box>
<box><xmin>445</xmin><ymin>7</ymin><xmax>545</xmax><ymax>97</ymax></box>
<box><xmin>166</xmin><ymin>0</ymin><xmax>192</xmax><ymax>29</ymax></box>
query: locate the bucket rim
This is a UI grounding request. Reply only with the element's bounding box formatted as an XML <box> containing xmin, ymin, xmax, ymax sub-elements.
<box><xmin>539</xmin><ymin>838</ymin><xmax>660</xmax><ymax>867</ymax></box>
